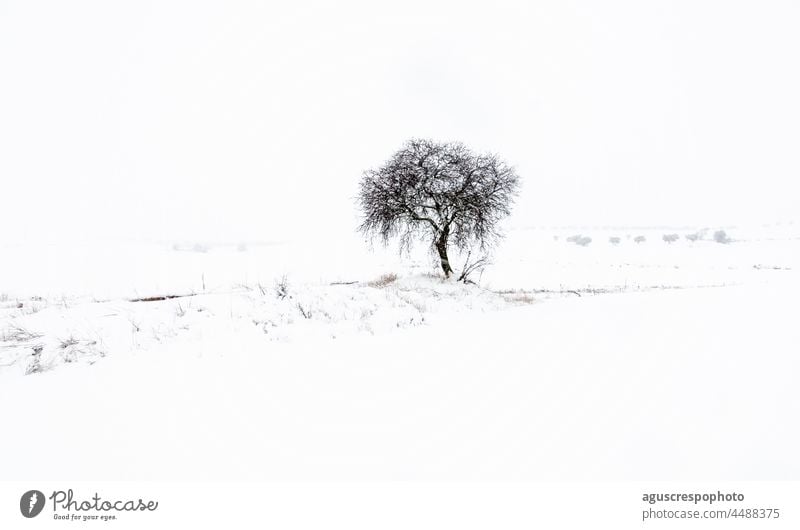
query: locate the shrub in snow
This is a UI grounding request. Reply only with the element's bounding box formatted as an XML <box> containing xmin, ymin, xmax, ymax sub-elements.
<box><xmin>274</xmin><ymin>275</ymin><xmax>290</xmax><ymax>300</ymax></box>
<box><xmin>25</xmin><ymin>346</ymin><xmax>43</xmax><ymax>375</ymax></box>
<box><xmin>662</xmin><ymin>233</ymin><xmax>679</xmax><ymax>244</ymax></box>
<box><xmin>713</xmin><ymin>230</ymin><xmax>731</xmax><ymax>244</ymax></box>
<box><xmin>609</xmin><ymin>237</ymin><xmax>620</xmax><ymax>245</ymax></box>
<box><xmin>566</xmin><ymin>234</ymin><xmax>592</xmax><ymax>246</ymax></box>
<box><xmin>296</xmin><ymin>302</ymin><xmax>311</xmax><ymax>319</ymax></box>
<box><xmin>499</xmin><ymin>291</ymin><xmax>536</xmax><ymax>304</ymax></box>
<box><xmin>368</xmin><ymin>273</ymin><xmax>398</xmax><ymax>288</ymax></box>
<box><xmin>456</xmin><ymin>250</ymin><xmax>491</xmax><ymax>284</ymax></box>
<box><xmin>634</xmin><ymin>235</ymin><xmax>646</xmax><ymax>244</ymax></box>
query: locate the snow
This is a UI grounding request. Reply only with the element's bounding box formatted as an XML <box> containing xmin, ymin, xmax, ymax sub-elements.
<box><xmin>1</xmin><ymin>224</ymin><xmax>799</xmax><ymax>480</ymax></box>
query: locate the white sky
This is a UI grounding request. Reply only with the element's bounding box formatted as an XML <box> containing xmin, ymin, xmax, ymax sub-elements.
<box><xmin>1</xmin><ymin>0</ymin><xmax>798</xmax><ymax>243</ymax></box>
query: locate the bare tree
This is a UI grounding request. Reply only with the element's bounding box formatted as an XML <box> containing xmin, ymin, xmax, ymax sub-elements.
<box><xmin>358</xmin><ymin>139</ymin><xmax>520</xmax><ymax>278</ymax></box>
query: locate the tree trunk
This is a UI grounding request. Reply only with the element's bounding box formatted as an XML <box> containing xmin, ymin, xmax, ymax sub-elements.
<box><xmin>436</xmin><ymin>234</ymin><xmax>453</xmax><ymax>278</ymax></box>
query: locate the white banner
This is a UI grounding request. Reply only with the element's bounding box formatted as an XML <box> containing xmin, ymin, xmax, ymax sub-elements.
<box><xmin>1</xmin><ymin>482</ymin><xmax>797</xmax><ymax>529</ymax></box>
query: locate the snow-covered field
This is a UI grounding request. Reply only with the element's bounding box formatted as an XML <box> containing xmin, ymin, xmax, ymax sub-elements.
<box><xmin>1</xmin><ymin>223</ymin><xmax>798</xmax><ymax>480</ymax></box>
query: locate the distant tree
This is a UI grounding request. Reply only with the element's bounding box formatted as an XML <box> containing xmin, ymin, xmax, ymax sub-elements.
<box><xmin>634</xmin><ymin>235</ymin><xmax>646</xmax><ymax>244</ymax></box>
<box><xmin>662</xmin><ymin>233</ymin><xmax>679</xmax><ymax>244</ymax></box>
<box><xmin>567</xmin><ymin>234</ymin><xmax>592</xmax><ymax>246</ymax></box>
<box><xmin>685</xmin><ymin>228</ymin><xmax>707</xmax><ymax>242</ymax></box>
<box><xmin>609</xmin><ymin>236</ymin><xmax>621</xmax><ymax>245</ymax></box>
<box><xmin>713</xmin><ymin>230</ymin><xmax>731</xmax><ymax>244</ymax></box>
<box><xmin>358</xmin><ymin>139</ymin><xmax>520</xmax><ymax>279</ymax></box>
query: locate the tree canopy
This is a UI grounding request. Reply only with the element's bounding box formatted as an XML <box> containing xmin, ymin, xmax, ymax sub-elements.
<box><xmin>358</xmin><ymin>139</ymin><xmax>520</xmax><ymax>278</ymax></box>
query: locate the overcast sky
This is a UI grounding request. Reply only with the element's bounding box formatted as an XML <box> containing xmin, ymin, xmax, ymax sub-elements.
<box><xmin>1</xmin><ymin>0</ymin><xmax>798</xmax><ymax>243</ymax></box>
